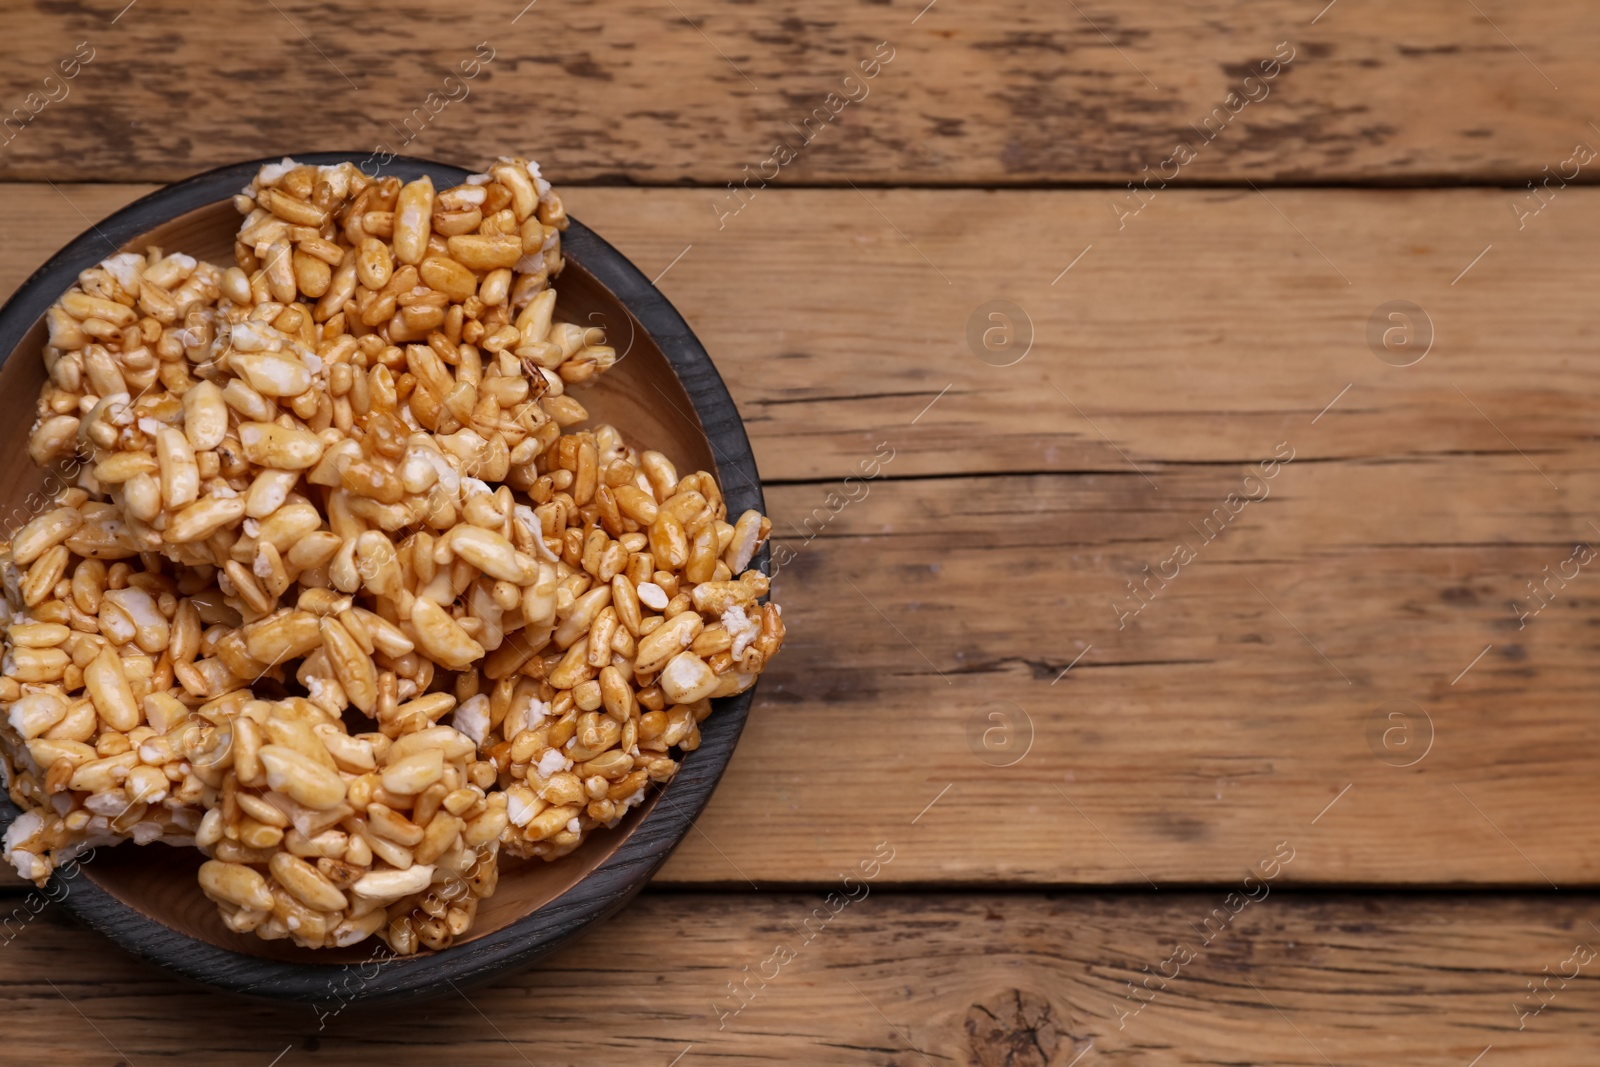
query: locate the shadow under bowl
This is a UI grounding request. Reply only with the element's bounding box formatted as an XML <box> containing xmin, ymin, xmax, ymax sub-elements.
<box><xmin>0</xmin><ymin>154</ymin><xmax>766</xmax><ymax>1003</ymax></box>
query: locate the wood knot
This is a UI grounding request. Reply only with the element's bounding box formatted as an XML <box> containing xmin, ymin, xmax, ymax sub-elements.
<box><xmin>965</xmin><ymin>988</ymin><xmax>1080</xmax><ymax>1067</ymax></box>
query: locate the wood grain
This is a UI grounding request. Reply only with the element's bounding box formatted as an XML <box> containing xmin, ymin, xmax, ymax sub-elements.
<box><xmin>3</xmin><ymin>889</ymin><xmax>1598</xmax><ymax>1064</ymax></box>
<box><xmin>670</xmin><ymin>460</ymin><xmax>1600</xmax><ymax>887</ymax></box>
<box><xmin>4</xmin><ymin>465</ymin><xmax>1595</xmax><ymax>889</ymax></box>
<box><xmin>1</xmin><ymin>185</ymin><xmax>1598</xmax><ymax>888</ymax></box>
<box><xmin>9</xmin><ymin>183</ymin><xmax>1600</xmax><ymax>482</ymax></box>
<box><xmin>3</xmin><ymin>0</ymin><xmax>1593</xmax><ymax>1048</ymax></box>
<box><xmin>563</xmin><ymin>185</ymin><xmax>1600</xmax><ymax>483</ymax></box>
<box><xmin>0</xmin><ymin>1</ymin><xmax>1595</xmax><ymax>185</ymax></box>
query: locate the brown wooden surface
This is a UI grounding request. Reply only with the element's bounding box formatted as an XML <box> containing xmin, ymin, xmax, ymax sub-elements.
<box><xmin>4</xmin><ymin>890</ymin><xmax>1599</xmax><ymax>1064</ymax></box>
<box><xmin>5</xmin><ymin>0</ymin><xmax>1600</xmax><ymax>1058</ymax></box>
<box><xmin>0</xmin><ymin>1</ymin><xmax>1598</xmax><ymax>185</ymax></box>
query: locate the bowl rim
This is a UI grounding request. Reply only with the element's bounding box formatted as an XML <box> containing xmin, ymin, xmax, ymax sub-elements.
<box><xmin>0</xmin><ymin>153</ymin><xmax>767</xmax><ymax>1003</ymax></box>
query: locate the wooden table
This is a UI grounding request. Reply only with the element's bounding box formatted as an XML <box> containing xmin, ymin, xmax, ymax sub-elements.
<box><xmin>4</xmin><ymin>1</ymin><xmax>1600</xmax><ymax>1062</ymax></box>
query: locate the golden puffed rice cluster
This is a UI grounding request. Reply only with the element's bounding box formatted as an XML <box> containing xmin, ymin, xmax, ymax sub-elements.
<box><xmin>0</xmin><ymin>155</ymin><xmax>782</xmax><ymax>953</ymax></box>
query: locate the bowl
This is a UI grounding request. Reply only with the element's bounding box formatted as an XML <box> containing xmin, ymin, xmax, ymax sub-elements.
<box><xmin>0</xmin><ymin>154</ymin><xmax>767</xmax><ymax>1002</ymax></box>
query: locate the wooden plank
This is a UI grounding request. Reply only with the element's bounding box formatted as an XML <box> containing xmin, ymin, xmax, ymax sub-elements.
<box><xmin>659</xmin><ymin>461</ymin><xmax>1600</xmax><ymax>887</ymax></box>
<box><xmin>2</xmin><ymin>185</ymin><xmax>1599</xmax><ymax>887</ymax></box>
<box><xmin>561</xmin><ymin>185</ymin><xmax>1600</xmax><ymax>482</ymax></box>
<box><xmin>3</xmin><ymin>462</ymin><xmax>1596</xmax><ymax>888</ymax></box>
<box><xmin>7</xmin><ymin>184</ymin><xmax>1600</xmax><ymax>482</ymax></box>
<box><xmin>0</xmin><ymin>1</ymin><xmax>1596</xmax><ymax>184</ymax></box>
<box><xmin>2</xmin><ymin>890</ymin><xmax>1598</xmax><ymax>1063</ymax></box>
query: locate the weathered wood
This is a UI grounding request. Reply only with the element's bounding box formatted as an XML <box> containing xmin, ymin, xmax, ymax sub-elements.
<box><xmin>4</xmin><ymin>461</ymin><xmax>1595</xmax><ymax>890</ymax></box>
<box><xmin>6</xmin><ymin>183</ymin><xmax>1600</xmax><ymax>482</ymax></box>
<box><xmin>2</xmin><ymin>890</ymin><xmax>1597</xmax><ymax>1064</ymax></box>
<box><xmin>0</xmin><ymin>1</ymin><xmax>1594</xmax><ymax>185</ymax></box>
<box><xmin>1</xmin><ymin>185</ymin><xmax>1597</xmax><ymax>888</ymax></box>
<box><xmin>2</xmin><ymin>0</ymin><xmax>1592</xmax><ymax>1045</ymax></box>
<box><xmin>562</xmin><ymin>185</ymin><xmax>1600</xmax><ymax>482</ymax></box>
<box><xmin>662</xmin><ymin>459</ymin><xmax>1600</xmax><ymax>887</ymax></box>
